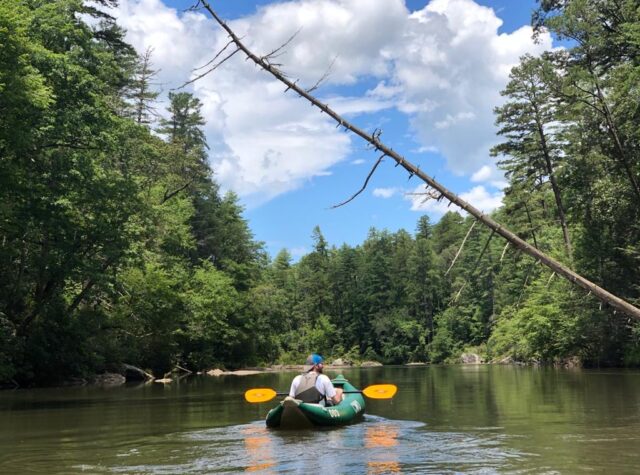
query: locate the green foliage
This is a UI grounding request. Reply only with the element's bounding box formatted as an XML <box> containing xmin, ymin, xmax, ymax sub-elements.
<box><xmin>181</xmin><ymin>262</ymin><xmax>240</xmax><ymax>368</ymax></box>
<box><xmin>2</xmin><ymin>0</ymin><xmax>640</xmax><ymax>387</ymax></box>
<box><xmin>488</xmin><ymin>277</ymin><xmax>581</xmax><ymax>362</ymax></box>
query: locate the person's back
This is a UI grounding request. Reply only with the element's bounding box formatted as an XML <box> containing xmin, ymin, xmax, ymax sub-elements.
<box><xmin>291</xmin><ymin>371</ymin><xmax>323</xmax><ymax>403</ymax></box>
<box><xmin>289</xmin><ymin>353</ymin><xmax>343</xmax><ymax>405</ymax></box>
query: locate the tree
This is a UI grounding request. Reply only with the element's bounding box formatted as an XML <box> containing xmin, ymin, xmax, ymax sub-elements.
<box><xmin>125</xmin><ymin>47</ymin><xmax>160</xmax><ymax>125</ymax></box>
<box><xmin>492</xmin><ymin>54</ymin><xmax>573</xmax><ymax>258</ymax></box>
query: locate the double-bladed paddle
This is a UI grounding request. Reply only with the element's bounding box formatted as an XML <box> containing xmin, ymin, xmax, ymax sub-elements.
<box><xmin>244</xmin><ymin>384</ymin><xmax>397</xmax><ymax>403</ymax></box>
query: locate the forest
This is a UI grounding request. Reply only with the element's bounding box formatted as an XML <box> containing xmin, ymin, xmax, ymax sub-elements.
<box><xmin>1</xmin><ymin>0</ymin><xmax>639</xmax><ymax>386</ymax></box>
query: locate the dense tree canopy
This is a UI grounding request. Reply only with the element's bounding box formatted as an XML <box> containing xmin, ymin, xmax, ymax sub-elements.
<box><xmin>1</xmin><ymin>0</ymin><xmax>639</xmax><ymax>386</ymax></box>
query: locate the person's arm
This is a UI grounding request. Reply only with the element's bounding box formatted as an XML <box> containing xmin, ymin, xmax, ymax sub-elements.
<box><xmin>320</xmin><ymin>375</ymin><xmax>342</xmax><ymax>404</ymax></box>
<box><xmin>289</xmin><ymin>375</ymin><xmax>300</xmax><ymax>397</ymax></box>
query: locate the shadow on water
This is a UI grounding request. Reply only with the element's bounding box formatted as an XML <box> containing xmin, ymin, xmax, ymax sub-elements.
<box><xmin>98</xmin><ymin>416</ymin><xmax>525</xmax><ymax>474</ymax></box>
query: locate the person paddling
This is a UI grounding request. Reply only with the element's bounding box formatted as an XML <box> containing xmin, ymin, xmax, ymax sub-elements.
<box><xmin>289</xmin><ymin>354</ymin><xmax>343</xmax><ymax>406</ymax></box>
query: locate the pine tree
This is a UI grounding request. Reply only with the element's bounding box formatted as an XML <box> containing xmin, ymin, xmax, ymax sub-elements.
<box><xmin>125</xmin><ymin>47</ymin><xmax>160</xmax><ymax>125</ymax></box>
<box><xmin>492</xmin><ymin>54</ymin><xmax>572</xmax><ymax>258</ymax></box>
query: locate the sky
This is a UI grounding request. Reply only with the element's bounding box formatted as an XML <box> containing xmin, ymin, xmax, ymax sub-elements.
<box><xmin>110</xmin><ymin>0</ymin><xmax>554</xmax><ymax>259</ymax></box>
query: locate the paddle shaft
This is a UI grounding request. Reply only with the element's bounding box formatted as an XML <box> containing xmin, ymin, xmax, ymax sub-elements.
<box><xmin>244</xmin><ymin>383</ymin><xmax>396</xmax><ymax>402</ymax></box>
<box><xmin>273</xmin><ymin>390</ymin><xmax>363</xmax><ymax>397</ymax></box>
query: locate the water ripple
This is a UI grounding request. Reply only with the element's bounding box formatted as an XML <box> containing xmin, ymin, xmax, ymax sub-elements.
<box><xmin>103</xmin><ymin>416</ymin><xmax>527</xmax><ymax>474</ymax></box>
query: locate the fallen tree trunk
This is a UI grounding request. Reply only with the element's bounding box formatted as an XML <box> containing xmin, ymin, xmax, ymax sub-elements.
<box><xmin>197</xmin><ymin>0</ymin><xmax>640</xmax><ymax>321</ymax></box>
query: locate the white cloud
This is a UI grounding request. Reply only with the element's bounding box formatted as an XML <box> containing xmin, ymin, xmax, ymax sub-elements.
<box><xmin>414</xmin><ymin>145</ymin><xmax>440</xmax><ymax>154</ymax></box>
<box><xmin>111</xmin><ymin>0</ymin><xmax>553</xmax><ymax>206</ymax></box>
<box><xmin>471</xmin><ymin>165</ymin><xmax>492</xmax><ymax>182</ymax></box>
<box><xmin>407</xmin><ymin>184</ymin><xmax>503</xmax><ymax>215</ymax></box>
<box><xmin>373</xmin><ymin>187</ymin><xmax>400</xmax><ymax>199</ymax></box>
<box><xmin>351</xmin><ymin>159</ymin><xmax>366</xmax><ymax>165</ymax></box>
<box><xmin>372</xmin><ymin>0</ymin><xmax>553</xmax><ymax>174</ymax></box>
<box><xmin>470</xmin><ymin>164</ymin><xmax>509</xmax><ymax>191</ymax></box>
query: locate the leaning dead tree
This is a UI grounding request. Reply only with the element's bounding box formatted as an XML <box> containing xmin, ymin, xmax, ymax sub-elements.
<box><xmin>196</xmin><ymin>0</ymin><xmax>640</xmax><ymax>321</ymax></box>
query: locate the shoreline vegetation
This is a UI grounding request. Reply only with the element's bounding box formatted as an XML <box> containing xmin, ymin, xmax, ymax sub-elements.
<box><xmin>1</xmin><ymin>1</ymin><xmax>640</xmax><ymax>390</ymax></box>
<box><xmin>2</xmin><ymin>357</ymin><xmax>589</xmax><ymax>390</ymax></box>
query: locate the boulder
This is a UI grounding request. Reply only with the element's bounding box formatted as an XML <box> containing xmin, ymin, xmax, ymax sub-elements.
<box><xmin>360</xmin><ymin>361</ymin><xmax>382</xmax><ymax>367</ymax></box>
<box><xmin>557</xmin><ymin>356</ymin><xmax>582</xmax><ymax>369</ymax></box>
<box><xmin>493</xmin><ymin>355</ymin><xmax>514</xmax><ymax>365</ymax></box>
<box><xmin>460</xmin><ymin>353</ymin><xmax>482</xmax><ymax>364</ymax></box>
<box><xmin>93</xmin><ymin>373</ymin><xmax>126</xmax><ymax>387</ymax></box>
<box><xmin>206</xmin><ymin>368</ymin><xmax>263</xmax><ymax>376</ymax></box>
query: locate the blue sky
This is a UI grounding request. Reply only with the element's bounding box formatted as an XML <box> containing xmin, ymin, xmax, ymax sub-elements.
<box><xmin>113</xmin><ymin>0</ymin><xmax>552</xmax><ymax>259</ymax></box>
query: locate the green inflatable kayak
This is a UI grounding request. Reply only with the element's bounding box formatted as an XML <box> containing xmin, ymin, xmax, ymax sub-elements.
<box><xmin>265</xmin><ymin>375</ymin><xmax>365</xmax><ymax>429</ymax></box>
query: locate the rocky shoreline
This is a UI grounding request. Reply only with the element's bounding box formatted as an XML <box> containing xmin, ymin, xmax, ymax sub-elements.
<box><xmin>2</xmin><ymin>355</ymin><xmax>585</xmax><ymax>389</ymax></box>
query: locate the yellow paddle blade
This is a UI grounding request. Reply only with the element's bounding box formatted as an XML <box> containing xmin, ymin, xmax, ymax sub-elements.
<box><xmin>244</xmin><ymin>388</ymin><xmax>278</xmax><ymax>403</ymax></box>
<box><xmin>362</xmin><ymin>384</ymin><xmax>398</xmax><ymax>399</ymax></box>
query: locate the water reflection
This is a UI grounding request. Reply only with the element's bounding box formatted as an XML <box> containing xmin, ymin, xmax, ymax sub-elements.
<box><xmin>365</xmin><ymin>423</ymin><xmax>401</xmax><ymax>474</ymax></box>
<box><xmin>4</xmin><ymin>366</ymin><xmax>640</xmax><ymax>473</ymax></box>
<box><xmin>242</xmin><ymin>426</ymin><xmax>275</xmax><ymax>473</ymax></box>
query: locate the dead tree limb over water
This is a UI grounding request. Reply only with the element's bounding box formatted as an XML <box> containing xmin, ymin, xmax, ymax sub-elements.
<box><xmin>195</xmin><ymin>0</ymin><xmax>640</xmax><ymax>321</ymax></box>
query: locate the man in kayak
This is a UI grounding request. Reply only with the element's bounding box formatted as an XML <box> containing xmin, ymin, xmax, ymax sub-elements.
<box><xmin>289</xmin><ymin>353</ymin><xmax>343</xmax><ymax>406</ymax></box>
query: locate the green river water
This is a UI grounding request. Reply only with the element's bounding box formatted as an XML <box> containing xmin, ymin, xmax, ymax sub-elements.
<box><xmin>1</xmin><ymin>365</ymin><xmax>640</xmax><ymax>474</ymax></box>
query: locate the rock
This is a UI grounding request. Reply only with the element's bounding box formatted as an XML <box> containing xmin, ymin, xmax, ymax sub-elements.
<box><xmin>93</xmin><ymin>373</ymin><xmax>125</xmax><ymax>387</ymax></box>
<box><xmin>460</xmin><ymin>353</ymin><xmax>482</xmax><ymax>364</ymax></box>
<box><xmin>59</xmin><ymin>377</ymin><xmax>87</xmax><ymax>387</ymax></box>
<box><xmin>360</xmin><ymin>361</ymin><xmax>383</xmax><ymax>367</ymax></box>
<box><xmin>332</xmin><ymin>358</ymin><xmax>344</xmax><ymax>366</ymax></box>
<box><xmin>122</xmin><ymin>364</ymin><xmax>154</xmax><ymax>382</ymax></box>
<box><xmin>206</xmin><ymin>369</ymin><xmax>263</xmax><ymax>376</ymax></box>
<box><xmin>406</xmin><ymin>362</ymin><xmax>428</xmax><ymax>366</ymax></box>
<box><xmin>492</xmin><ymin>356</ymin><xmax>515</xmax><ymax>364</ymax></box>
<box><xmin>155</xmin><ymin>378</ymin><xmax>173</xmax><ymax>384</ymax></box>
<box><xmin>557</xmin><ymin>356</ymin><xmax>582</xmax><ymax>369</ymax></box>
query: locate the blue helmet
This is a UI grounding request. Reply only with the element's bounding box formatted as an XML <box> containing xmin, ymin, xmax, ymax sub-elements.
<box><xmin>305</xmin><ymin>353</ymin><xmax>324</xmax><ymax>366</ymax></box>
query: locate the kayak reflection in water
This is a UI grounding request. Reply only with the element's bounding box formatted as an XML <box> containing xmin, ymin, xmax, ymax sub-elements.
<box><xmin>289</xmin><ymin>353</ymin><xmax>343</xmax><ymax>406</ymax></box>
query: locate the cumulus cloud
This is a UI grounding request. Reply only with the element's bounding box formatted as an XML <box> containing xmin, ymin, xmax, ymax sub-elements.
<box><xmin>470</xmin><ymin>164</ymin><xmax>508</xmax><ymax>190</ymax></box>
<box><xmin>407</xmin><ymin>184</ymin><xmax>504</xmax><ymax>215</ymax></box>
<box><xmin>372</xmin><ymin>0</ymin><xmax>553</xmax><ymax>173</ymax></box>
<box><xmin>111</xmin><ymin>0</ymin><xmax>552</xmax><ymax>206</ymax></box>
<box><xmin>471</xmin><ymin>165</ymin><xmax>493</xmax><ymax>182</ymax></box>
<box><xmin>373</xmin><ymin>187</ymin><xmax>400</xmax><ymax>198</ymax></box>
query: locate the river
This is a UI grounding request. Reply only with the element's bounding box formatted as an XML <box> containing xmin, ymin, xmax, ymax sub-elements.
<box><xmin>1</xmin><ymin>365</ymin><xmax>640</xmax><ymax>473</ymax></box>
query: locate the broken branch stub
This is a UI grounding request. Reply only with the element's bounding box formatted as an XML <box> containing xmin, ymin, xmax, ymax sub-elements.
<box><xmin>197</xmin><ymin>0</ymin><xmax>640</xmax><ymax>321</ymax></box>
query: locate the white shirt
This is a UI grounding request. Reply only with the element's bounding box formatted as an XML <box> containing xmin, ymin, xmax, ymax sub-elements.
<box><xmin>289</xmin><ymin>373</ymin><xmax>337</xmax><ymax>404</ymax></box>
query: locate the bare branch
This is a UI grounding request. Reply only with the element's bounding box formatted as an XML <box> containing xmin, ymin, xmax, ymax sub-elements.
<box><xmin>405</xmin><ymin>186</ymin><xmax>443</xmax><ymax>204</ymax></box>
<box><xmin>307</xmin><ymin>55</ymin><xmax>338</xmax><ymax>93</ymax></box>
<box><xmin>262</xmin><ymin>27</ymin><xmax>302</xmax><ymax>61</ymax></box>
<box><xmin>452</xmin><ymin>282</ymin><xmax>466</xmax><ymax>304</ymax></box>
<box><xmin>193</xmin><ymin>39</ymin><xmax>235</xmax><ymax>72</ymax></box>
<box><xmin>330</xmin><ymin>154</ymin><xmax>385</xmax><ymax>209</ymax></box>
<box><xmin>500</xmin><ymin>242</ymin><xmax>510</xmax><ymax>262</ymax></box>
<box><xmin>161</xmin><ymin>181</ymin><xmax>192</xmax><ymax>204</ymax></box>
<box><xmin>445</xmin><ymin>220</ymin><xmax>477</xmax><ymax>276</ymax></box>
<box><xmin>177</xmin><ymin>48</ymin><xmax>240</xmax><ymax>89</ymax></box>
